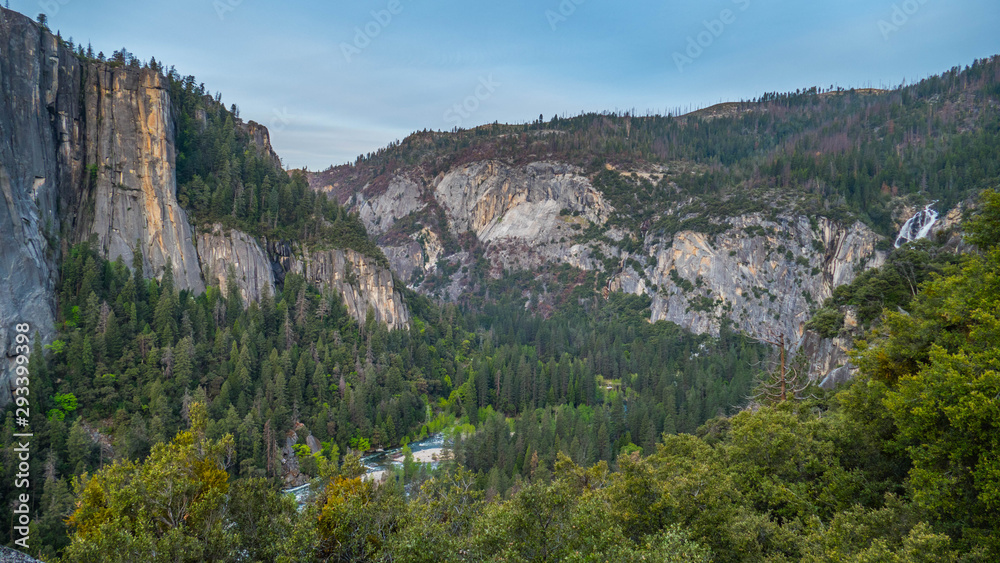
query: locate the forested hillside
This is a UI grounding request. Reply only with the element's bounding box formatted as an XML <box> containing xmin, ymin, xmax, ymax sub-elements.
<box><xmin>165</xmin><ymin>70</ymin><xmax>386</xmax><ymax>263</ymax></box>
<box><xmin>0</xmin><ymin>233</ymin><xmax>769</xmax><ymax>557</ymax></box>
<box><xmin>303</xmin><ymin>57</ymin><xmax>1000</xmax><ymax>357</ymax></box>
<box><xmin>8</xmin><ymin>191</ymin><xmax>999</xmax><ymax>562</ymax></box>
<box><xmin>1</xmin><ymin>12</ymin><xmax>998</xmax><ymax>560</ymax></box>
<box><xmin>317</xmin><ymin>56</ymin><xmax>1000</xmax><ymax>239</ymax></box>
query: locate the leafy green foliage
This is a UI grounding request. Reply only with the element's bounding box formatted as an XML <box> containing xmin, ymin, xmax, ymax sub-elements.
<box><xmin>850</xmin><ymin>204</ymin><xmax>1000</xmax><ymax>552</ymax></box>
<box><xmin>808</xmin><ymin>239</ymin><xmax>960</xmax><ymax>336</ymax></box>
<box><xmin>62</xmin><ymin>404</ymin><xmax>238</xmax><ymax>562</ymax></box>
<box><xmin>965</xmin><ymin>189</ymin><xmax>1000</xmax><ymax>251</ymax></box>
<box><xmin>806</xmin><ymin>307</ymin><xmax>846</xmax><ymax>338</ymax></box>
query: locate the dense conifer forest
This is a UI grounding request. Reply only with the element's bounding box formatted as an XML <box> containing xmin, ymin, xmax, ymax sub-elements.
<box><xmin>6</xmin><ymin>191</ymin><xmax>999</xmax><ymax>562</ymax></box>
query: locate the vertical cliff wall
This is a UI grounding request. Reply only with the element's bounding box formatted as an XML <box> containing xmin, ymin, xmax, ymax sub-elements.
<box><xmin>289</xmin><ymin>248</ymin><xmax>410</xmax><ymax>330</ymax></box>
<box><xmin>0</xmin><ymin>10</ymin><xmax>69</xmax><ymax>404</ymax></box>
<box><xmin>198</xmin><ymin>225</ymin><xmax>275</xmax><ymax>304</ymax></box>
<box><xmin>1</xmin><ymin>7</ymin><xmax>206</xmax><ymax>403</ymax></box>
<box><xmin>71</xmin><ymin>65</ymin><xmax>204</xmax><ymax>291</ymax></box>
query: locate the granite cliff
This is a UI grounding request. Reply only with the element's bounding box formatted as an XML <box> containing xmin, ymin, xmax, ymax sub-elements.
<box><xmin>197</xmin><ymin>225</ymin><xmax>275</xmax><ymax>304</ymax></box>
<box><xmin>72</xmin><ymin>65</ymin><xmax>204</xmax><ymax>291</ymax></box>
<box><xmin>289</xmin><ymin>247</ymin><xmax>410</xmax><ymax>331</ymax></box>
<box><xmin>0</xmin><ymin>9</ymin><xmax>64</xmax><ymax>405</ymax></box>
<box><xmin>0</xmin><ymin>9</ymin><xmax>408</xmax><ymax>406</ymax></box>
<box><xmin>310</xmin><ymin>158</ymin><xmax>945</xmax><ymax>383</ymax></box>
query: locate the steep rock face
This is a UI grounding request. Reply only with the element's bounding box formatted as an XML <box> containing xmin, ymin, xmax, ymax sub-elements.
<box><xmin>198</xmin><ymin>228</ymin><xmax>410</xmax><ymax>331</ymax></box>
<box><xmin>332</xmin><ymin>161</ymin><xmax>610</xmax><ymax>287</ymax></box>
<box><xmin>0</xmin><ymin>9</ymin><xmax>68</xmax><ymax>404</ymax></box>
<box><xmin>435</xmin><ymin>161</ymin><xmax>610</xmax><ymax>268</ymax></box>
<box><xmin>357</xmin><ymin>176</ymin><xmax>425</xmax><ymax>236</ymax></box>
<box><xmin>288</xmin><ymin>248</ymin><xmax>410</xmax><ymax>330</ymax></box>
<box><xmin>801</xmin><ymin>330</ymin><xmax>855</xmax><ymax>388</ymax></box>
<box><xmin>72</xmin><ymin>65</ymin><xmax>204</xmax><ymax>292</ymax></box>
<box><xmin>240</xmin><ymin>120</ymin><xmax>282</xmax><ymax>170</ymax></box>
<box><xmin>360</xmin><ymin>161</ymin><xmax>612</xmax><ymax>284</ymax></box>
<box><xmin>383</xmin><ymin>240</ymin><xmax>427</xmax><ymax>284</ymax></box>
<box><xmin>632</xmin><ymin>215</ymin><xmax>885</xmax><ymax>343</ymax></box>
<box><xmin>197</xmin><ymin>225</ymin><xmax>275</xmax><ymax>303</ymax></box>
<box><xmin>316</xmin><ymin>158</ymin><xmax>890</xmax><ymax>381</ymax></box>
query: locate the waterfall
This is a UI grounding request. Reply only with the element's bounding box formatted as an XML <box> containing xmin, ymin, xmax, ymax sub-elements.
<box><xmin>894</xmin><ymin>203</ymin><xmax>939</xmax><ymax>248</ymax></box>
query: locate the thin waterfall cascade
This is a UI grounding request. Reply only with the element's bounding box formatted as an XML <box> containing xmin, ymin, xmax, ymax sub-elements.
<box><xmin>895</xmin><ymin>203</ymin><xmax>940</xmax><ymax>248</ymax></box>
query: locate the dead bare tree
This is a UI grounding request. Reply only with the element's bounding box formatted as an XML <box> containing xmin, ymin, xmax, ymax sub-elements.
<box><xmin>748</xmin><ymin>330</ymin><xmax>813</xmax><ymax>404</ymax></box>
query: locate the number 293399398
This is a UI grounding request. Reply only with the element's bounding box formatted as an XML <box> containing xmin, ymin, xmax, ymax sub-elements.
<box><xmin>11</xmin><ymin>322</ymin><xmax>34</xmax><ymax>550</ymax></box>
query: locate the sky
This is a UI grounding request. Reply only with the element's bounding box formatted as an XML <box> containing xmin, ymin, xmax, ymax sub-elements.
<box><xmin>16</xmin><ymin>0</ymin><xmax>1000</xmax><ymax>170</ymax></box>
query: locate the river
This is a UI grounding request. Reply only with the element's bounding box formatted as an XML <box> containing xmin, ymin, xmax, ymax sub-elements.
<box><xmin>283</xmin><ymin>433</ymin><xmax>447</xmax><ymax>507</ymax></box>
<box><xmin>361</xmin><ymin>433</ymin><xmax>447</xmax><ymax>481</ymax></box>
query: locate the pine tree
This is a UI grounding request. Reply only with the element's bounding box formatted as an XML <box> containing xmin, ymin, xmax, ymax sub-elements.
<box><xmin>154</xmin><ymin>288</ymin><xmax>177</xmax><ymax>345</ymax></box>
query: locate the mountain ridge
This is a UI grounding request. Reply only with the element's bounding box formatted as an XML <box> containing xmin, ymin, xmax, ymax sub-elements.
<box><xmin>304</xmin><ymin>60</ymin><xmax>998</xmax><ymax>380</ymax></box>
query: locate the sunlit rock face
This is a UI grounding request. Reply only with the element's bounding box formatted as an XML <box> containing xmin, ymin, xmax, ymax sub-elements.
<box><xmin>75</xmin><ymin>65</ymin><xmax>204</xmax><ymax>292</ymax></box>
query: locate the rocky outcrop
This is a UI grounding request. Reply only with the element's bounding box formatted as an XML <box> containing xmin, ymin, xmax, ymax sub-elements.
<box><xmin>0</xmin><ymin>9</ymin><xmax>73</xmax><ymax>405</ymax></box>
<box><xmin>289</xmin><ymin>248</ymin><xmax>410</xmax><ymax>330</ymax></box>
<box><xmin>241</xmin><ymin>120</ymin><xmax>282</xmax><ymax>169</ymax></box>
<box><xmin>198</xmin><ymin>225</ymin><xmax>275</xmax><ymax>303</ymax></box>
<box><xmin>198</xmin><ymin>228</ymin><xmax>410</xmax><ymax>329</ymax></box>
<box><xmin>358</xmin><ymin>161</ymin><xmax>613</xmax><ymax>283</ymax></box>
<box><xmin>280</xmin><ymin>429</ymin><xmax>308</xmax><ymax>487</ymax></box>
<box><xmin>0</xmin><ymin>546</ymin><xmax>44</xmax><ymax>563</ymax></box>
<box><xmin>802</xmin><ymin>330</ymin><xmax>855</xmax><ymax>388</ymax></box>
<box><xmin>384</xmin><ymin>240</ymin><xmax>427</xmax><ymax>285</ymax></box>
<box><xmin>357</xmin><ymin>176</ymin><xmax>425</xmax><ymax>236</ymax></box>
<box><xmin>435</xmin><ymin>161</ymin><xmax>609</xmax><ymax>238</ymax></box>
<box><xmin>73</xmin><ymin>65</ymin><xmax>204</xmax><ymax>292</ymax></box>
<box><xmin>636</xmin><ymin>215</ymin><xmax>885</xmax><ymax>343</ymax></box>
<box><xmin>316</xmin><ymin>158</ymin><xmax>892</xmax><ymax>383</ymax></box>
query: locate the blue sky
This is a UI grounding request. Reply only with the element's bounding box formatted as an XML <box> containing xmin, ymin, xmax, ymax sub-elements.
<box><xmin>18</xmin><ymin>0</ymin><xmax>1000</xmax><ymax>170</ymax></box>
